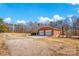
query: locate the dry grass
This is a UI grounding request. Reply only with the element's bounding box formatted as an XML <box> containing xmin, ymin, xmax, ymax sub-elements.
<box><xmin>33</xmin><ymin>37</ymin><xmax>79</xmax><ymax>55</ymax></box>
<box><xmin>0</xmin><ymin>37</ymin><xmax>9</xmax><ymax>56</ymax></box>
<box><xmin>3</xmin><ymin>33</ymin><xmax>29</xmax><ymax>37</ymax></box>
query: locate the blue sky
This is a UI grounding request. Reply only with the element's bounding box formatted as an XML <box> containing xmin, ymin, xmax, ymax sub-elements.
<box><xmin>0</xmin><ymin>3</ymin><xmax>79</xmax><ymax>24</ymax></box>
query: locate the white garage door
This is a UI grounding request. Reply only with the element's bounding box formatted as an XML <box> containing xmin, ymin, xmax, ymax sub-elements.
<box><xmin>45</xmin><ymin>30</ymin><xmax>52</xmax><ymax>36</ymax></box>
<box><xmin>39</xmin><ymin>31</ymin><xmax>44</xmax><ymax>36</ymax></box>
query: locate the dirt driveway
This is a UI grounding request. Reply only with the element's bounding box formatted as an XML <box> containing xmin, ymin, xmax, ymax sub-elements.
<box><xmin>0</xmin><ymin>33</ymin><xmax>78</xmax><ymax>56</ymax></box>
<box><xmin>5</xmin><ymin>36</ymin><xmax>51</xmax><ymax>56</ymax></box>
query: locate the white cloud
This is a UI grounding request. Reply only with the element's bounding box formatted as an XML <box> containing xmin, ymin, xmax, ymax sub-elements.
<box><xmin>73</xmin><ymin>8</ymin><xmax>79</xmax><ymax>13</ymax></box>
<box><xmin>53</xmin><ymin>15</ymin><xmax>64</xmax><ymax>21</ymax></box>
<box><xmin>71</xmin><ymin>3</ymin><xmax>77</xmax><ymax>5</ymax></box>
<box><xmin>70</xmin><ymin>3</ymin><xmax>79</xmax><ymax>5</ymax></box>
<box><xmin>4</xmin><ymin>17</ymin><xmax>11</xmax><ymax>23</ymax></box>
<box><xmin>77</xmin><ymin>9</ymin><xmax>79</xmax><ymax>12</ymax></box>
<box><xmin>38</xmin><ymin>17</ymin><xmax>53</xmax><ymax>23</ymax></box>
<box><xmin>38</xmin><ymin>15</ymin><xmax>64</xmax><ymax>23</ymax></box>
<box><xmin>67</xmin><ymin>14</ymin><xmax>74</xmax><ymax>17</ymax></box>
<box><xmin>16</xmin><ymin>20</ymin><xmax>26</xmax><ymax>24</ymax></box>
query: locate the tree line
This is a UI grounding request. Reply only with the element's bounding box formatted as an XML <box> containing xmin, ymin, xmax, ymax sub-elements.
<box><xmin>0</xmin><ymin>15</ymin><xmax>79</xmax><ymax>37</ymax></box>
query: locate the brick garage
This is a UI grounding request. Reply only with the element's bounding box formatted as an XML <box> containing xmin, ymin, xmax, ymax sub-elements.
<box><xmin>38</xmin><ymin>27</ymin><xmax>61</xmax><ymax>37</ymax></box>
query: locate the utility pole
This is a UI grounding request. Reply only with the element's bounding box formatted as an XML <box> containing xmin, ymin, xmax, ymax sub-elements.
<box><xmin>13</xmin><ymin>24</ymin><xmax>15</xmax><ymax>32</ymax></box>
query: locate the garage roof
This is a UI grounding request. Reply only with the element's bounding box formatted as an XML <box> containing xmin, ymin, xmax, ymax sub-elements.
<box><xmin>38</xmin><ymin>26</ymin><xmax>60</xmax><ymax>31</ymax></box>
